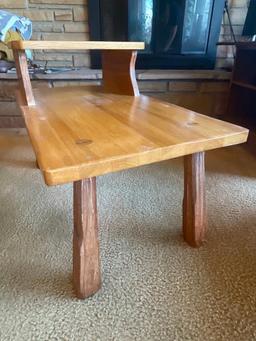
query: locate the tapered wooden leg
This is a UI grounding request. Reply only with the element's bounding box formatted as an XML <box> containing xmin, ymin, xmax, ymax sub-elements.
<box><xmin>73</xmin><ymin>178</ymin><xmax>101</xmax><ymax>299</ymax></box>
<box><xmin>183</xmin><ymin>152</ymin><xmax>207</xmax><ymax>247</ymax></box>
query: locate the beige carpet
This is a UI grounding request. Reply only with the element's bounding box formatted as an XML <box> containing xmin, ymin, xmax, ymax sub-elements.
<box><xmin>0</xmin><ymin>129</ymin><xmax>256</xmax><ymax>341</ymax></box>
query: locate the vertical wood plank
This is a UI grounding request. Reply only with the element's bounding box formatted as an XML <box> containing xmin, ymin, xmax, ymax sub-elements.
<box><xmin>183</xmin><ymin>152</ymin><xmax>207</xmax><ymax>247</ymax></box>
<box><xmin>73</xmin><ymin>177</ymin><xmax>101</xmax><ymax>299</ymax></box>
<box><xmin>13</xmin><ymin>49</ymin><xmax>35</xmax><ymax>106</ymax></box>
<box><xmin>102</xmin><ymin>50</ymin><xmax>139</xmax><ymax>96</ymax></box>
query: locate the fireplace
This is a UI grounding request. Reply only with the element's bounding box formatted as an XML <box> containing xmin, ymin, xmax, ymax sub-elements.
<box><xmin>88</xmin><ymin>0</ymin><xmax>225</xmax><ymax>69</ymax></box>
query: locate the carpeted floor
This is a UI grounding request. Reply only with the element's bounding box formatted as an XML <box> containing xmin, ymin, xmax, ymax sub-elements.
<box><xmin>0</xmin><ymin>129</ymin><xmax>256</xmax><ymax>341</ymax></box>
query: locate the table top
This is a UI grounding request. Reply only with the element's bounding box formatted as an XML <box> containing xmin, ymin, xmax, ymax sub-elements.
<box><xmin>20</xmin><ymin>86</ymin><xmax>248</xmax><ymax>186</ymax></box>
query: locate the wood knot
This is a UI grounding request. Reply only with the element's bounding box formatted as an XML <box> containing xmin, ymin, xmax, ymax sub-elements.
<box><xmin>187</xmin><ymin>122</ymin><xmax>199</xmax><ymax>126</ymax></box>
<box><xmin>75</xmin><ymin>139</ymin><xmax>93</xmax><ymax>145</ymax></box>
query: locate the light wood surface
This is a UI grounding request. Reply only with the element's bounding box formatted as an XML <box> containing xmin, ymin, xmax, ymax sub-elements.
<box><xmin>102</xmin><ymin>50</ymin><xmax>139</xmax><ymax>96</ymax></box>
<box><xmin>183</xmin><ymin>152</ymin><xmax>206</xmax><ymax>247</ymax></box>
<box><xmin>73</xmin><ymin>178</ymin><xmax>101</xmax><ymax>299</ymax></box>
<box><xmin>19</xmin><ymin>86</ymin><xmax>248</xmax><ymax>186</ymax></box>
<box><xmin>11</xmin><ymin>40</ymin><xmax>249</xmax><ymax>299</ymax></box>
<box><xmin>10</xmin><ymin>40</ymin><xmax>145</xmax><ymax>50</ymax></box>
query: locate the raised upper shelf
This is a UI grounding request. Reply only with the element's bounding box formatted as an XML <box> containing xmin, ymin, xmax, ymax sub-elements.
<box><xmin>10</xmin><ymin>40</ymin><xmax>145</xmax><ymax>50</ymax></box>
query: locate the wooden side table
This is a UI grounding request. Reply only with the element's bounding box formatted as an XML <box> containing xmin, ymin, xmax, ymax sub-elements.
<box><xmin>11</xmin><ymin>40</ymin><xmax>248</xmax><ymax>299</ymax></box>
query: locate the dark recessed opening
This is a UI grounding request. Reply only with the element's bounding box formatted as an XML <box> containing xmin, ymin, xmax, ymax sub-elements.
<box><xmin>88</xmin><ymin>0</ymin><xmax>225</xmax><ymax>69</ymax></box>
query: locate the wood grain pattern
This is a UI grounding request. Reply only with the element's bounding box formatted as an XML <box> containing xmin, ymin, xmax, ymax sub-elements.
<box><xmin>183</xmin><ymin>152</ymin><xmax>206</xmax><ymax>247</ymax></box>
<box><xmin>102</xmin><ymin>50</ymin><xmax>139</xmax><ymax>96</ymax></box>
<box><xmin>73</xmin><ymin>178</ymin><xmax>101</xmax><ymax>299</ymax></box>
<box><xmin>19</xmin><ymin>87</ymin><xmax>248</xmax><ymax>185</ymax></box>
<box><xmin>10</xmin><ymin>40</ymin><xmax>145</xmax><ymax>51</ymax></box>
<box><xmin>13</xmin><ymin>50</ymin><xmax>35</xmax><ymax>106</ymax></box>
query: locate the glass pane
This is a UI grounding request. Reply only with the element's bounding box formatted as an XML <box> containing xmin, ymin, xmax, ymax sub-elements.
<box><xmin>153</xmin><ymin>0</ymin><xmax>185</xmax><ymax>54</ymax></box>
<box><xmin>101</xmin><ymin>0</ymin><xmax>127</xmax><ymax>41</ymax></box>
<box><xmin>128</xmin><ymin>0</ymin><xmax>154</xmax><ymax>52</ymax></box>
<box><xmin>99</xmin><ymin>0</ymin><xmax>217</xmax><ymax>57</ymax></box>
<box><xmin>182</xmin><ymin>0</ymin><xmax>214</xmax><ymax>54</ymax></box>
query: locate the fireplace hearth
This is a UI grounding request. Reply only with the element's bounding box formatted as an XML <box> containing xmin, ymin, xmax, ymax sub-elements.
<box><xmin>88</xmin><ymin>0</ymin><xmax>225</xmax><ymax>69</ymax></box>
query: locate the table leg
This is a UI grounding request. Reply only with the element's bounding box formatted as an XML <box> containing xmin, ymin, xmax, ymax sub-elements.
<box><xmin>73</xmin><ymin>178</ymin><xmax>101</xmax><ymax>299</ymax></box>
<box><xmin>183</xmin><ymin>152</ymin><xmax>207</xmax><ymax>247</ymax></box>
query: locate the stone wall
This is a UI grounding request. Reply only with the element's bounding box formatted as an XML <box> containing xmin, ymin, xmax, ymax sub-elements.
<box><xmin>0</xmin><ymin>0</ymin><xmax>250</xmax><ymax>69</ymax></box>
<box><xmin>217</xmin><ymin>0</ymin><xmax>249</xmax><ymax>69</ymax></box>
<box><xmin>0</xmin><ymin>0</ymin><xmax>89</xmax><ymax>68</ymax></box>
